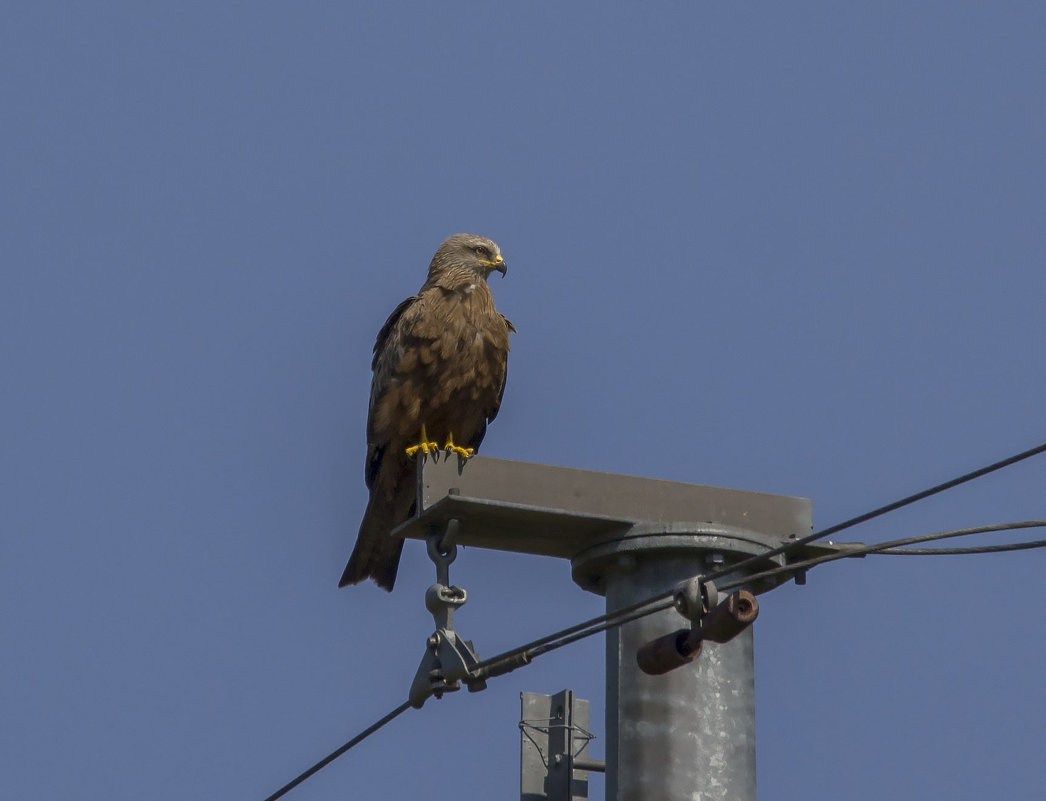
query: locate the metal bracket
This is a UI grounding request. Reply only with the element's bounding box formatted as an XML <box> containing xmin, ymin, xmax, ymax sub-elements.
<box><xmin>407</xmin><ymin>627</ymin><xmax>486</xmax><ymax>708</ymax></box>
<box><xmin>408</xmin><ymin>525</ymin><xmax>487</xmax><ymax>708</ymax></box>
<box><xmin>672</xmin><ymin>575</ymin><xmax>718</xmax><ymax>624</ymax></box>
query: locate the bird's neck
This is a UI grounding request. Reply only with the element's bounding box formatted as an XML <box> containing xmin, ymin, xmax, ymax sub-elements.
<box><xmin>424</xmin><ymin>267</ymin><xmax>488</xmax><ymax>294</ymax></box>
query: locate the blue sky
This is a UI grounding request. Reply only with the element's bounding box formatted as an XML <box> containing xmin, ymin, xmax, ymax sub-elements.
<box><xmin>3</xmin><ymin>3</ymin><xmax>1045</xmax><ymax>799</ymax></box>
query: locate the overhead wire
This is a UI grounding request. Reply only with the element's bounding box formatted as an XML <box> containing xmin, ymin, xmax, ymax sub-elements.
<box><xmin>874</xmin><ymin>539</ymin><xmax>1046</xmax><ymax>555</ymax></box>
<box><xmin>703</xmin><ymin>439</ymin><xmax>1046</xmax><ymax>584</ymax></box>
<box><xmin>262</xmin><ymin>700</ymin><xmax>413</xmax><ymax>801</ymax></box>
<box><xmin>470</xmin><ymin>598</ymin><xmax>677</xmax><ymax>676</ymax></box>
<box><xmin>715</xmin><ymin>520</ymin><xmax>1046</xmax><ymax>593</ymax></box>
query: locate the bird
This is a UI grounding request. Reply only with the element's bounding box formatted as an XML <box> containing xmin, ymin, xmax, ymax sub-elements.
<box><xmin>339</xmin><ymin>233</ymin><xmax>515</xmax><ymax>591</ymax></box>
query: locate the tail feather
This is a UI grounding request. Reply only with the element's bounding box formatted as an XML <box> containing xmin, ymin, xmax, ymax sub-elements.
<box><xmin>341</xmin><ymin>448</ymin><xmax>419</xmax><ymax>591</ymax></box>
<box><xmin>339</xmin><ymin>499</ymin><xmax>405</xmax><ymax>590</ymax></box>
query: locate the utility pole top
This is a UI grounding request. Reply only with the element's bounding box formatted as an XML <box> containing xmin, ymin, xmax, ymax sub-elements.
<box><xmin>394</xmin><ymin>454</ymin><xmax>818</xmax><ymax>594</ymax></box>
<box><xmin>396</xmin><ymin>454</ymin><xmax>822</xmax><ymax>801</ymax></box>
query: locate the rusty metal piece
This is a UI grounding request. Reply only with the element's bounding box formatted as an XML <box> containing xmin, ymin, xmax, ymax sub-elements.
<box><xmin>636</xmin><ymin>590</ymin><xmax>758</xmax><ymax>675</ymax></box>
<box><xmin>699</xmin><ymin>590</ymin><xmax>759</xmax><ymax>644</ymax></box>
<box><xmin>636</xmin><ymin>629</ymin><xmax>703</xmax><ymax>675</ymax></box>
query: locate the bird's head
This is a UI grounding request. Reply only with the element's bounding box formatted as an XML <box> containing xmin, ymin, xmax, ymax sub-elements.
<box><xmin>429</xmin><ymin>233</ymin><xmax>507</xmax><ymax>281</ymax></box>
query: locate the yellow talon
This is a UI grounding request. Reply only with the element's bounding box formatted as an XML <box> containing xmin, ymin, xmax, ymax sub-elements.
<box><xmin>405</xmin><ymin>424</ymin><xmax>440</xmax><ymax>459</ymax></box>
<box><xmin>443</xmin><ymin>432</ymin><xmax>475</xmax><ymax>460</ymax></box>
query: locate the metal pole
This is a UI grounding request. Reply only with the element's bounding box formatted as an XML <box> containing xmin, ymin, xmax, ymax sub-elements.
<box><xmin>521</xmin><ymin>690</ymin><xmax>598</xmax><ymax>801</ymax></box>
<box><xmin>574</xmin><ymin>530</ymin><xmax>759</xmax><ymax>801</ymax></box>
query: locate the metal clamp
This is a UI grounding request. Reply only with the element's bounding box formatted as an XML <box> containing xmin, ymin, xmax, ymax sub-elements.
<box><xmin>408</xmin><ymin>523</ymin><xmax>486</xmax><ymax>708</ymax></box>
<box><xmin>672</xmin><ymin>575</ymin><xmax>718</xmax><ymax>624</ymax></box>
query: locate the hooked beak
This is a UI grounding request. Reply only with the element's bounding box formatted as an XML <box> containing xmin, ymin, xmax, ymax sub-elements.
<box><xmin>481</xmin><ymin>255</ymin><xmax>508</xmax><ymax>276</ymax></box>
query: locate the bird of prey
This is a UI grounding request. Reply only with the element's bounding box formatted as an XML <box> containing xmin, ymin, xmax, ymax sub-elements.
<box><xmin>339</xmin><ymin>233</ymin><xmax>515</xmax><ymax>591</ymax></box>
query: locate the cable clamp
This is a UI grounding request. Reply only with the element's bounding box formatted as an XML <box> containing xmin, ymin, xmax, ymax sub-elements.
<box><xmin>408</xmin><ymin>523</ymin><xmax>487</xmax><ymax>708</ymax></box>
<box><xmin>672</xmin><ymin>575</ymin><xmax>718</xmax><ymax>623</ymax></box>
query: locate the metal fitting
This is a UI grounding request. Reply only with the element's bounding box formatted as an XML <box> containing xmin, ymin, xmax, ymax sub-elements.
<box><xmin>637</xmin><ymin>589</ymin><xmax>759</xmax><ymax>675</ymax></box>
<box><xmin>672</xmin><ymin>576</ymin><xmax>718</xmax><ymax>623</ymax></box>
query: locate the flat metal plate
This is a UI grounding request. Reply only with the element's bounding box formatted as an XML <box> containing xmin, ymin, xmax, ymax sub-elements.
<box><xmin>394</xmin><ymin>495</ymin><xmax>631</xmax><ymax>558</ymax></box>
<box><xmin>418</xmin><ymin>456</ymin><xmax>811</xmax><ymax>533</ymax></box>
<box><xmin>393</xmin><ymin>456</ymin><xmax>813</xmax><ymax>560</ymax></box>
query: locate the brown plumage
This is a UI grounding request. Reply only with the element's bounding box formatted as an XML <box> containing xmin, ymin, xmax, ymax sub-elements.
<box><xmin>339</xmin><ymin>233</ymin><xmax>515</xmax><ymax>590</ymax></box>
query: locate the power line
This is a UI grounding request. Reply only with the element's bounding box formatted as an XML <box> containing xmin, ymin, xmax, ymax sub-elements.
<box><xmin>469</xmin><ymin>597</ymin><xmax>676</xmax><ymax>677</ymax></box>
<box><xmin>262</xmin><ymin>700</ymin><xmax>412</xmax><ymax>801</ymax></box>
<box><xmin>874</xmin><ymin>539</ymin><xmax>1046</xmax><ymax>555</ymax></box>
<box><xmin>715</xmin><ymin>520</ymin><xmax>1046</xmax><ymax>592</ymax></box>
<box><xmin>528</xmin><ymin>599</ymin><xmax>678</xmax><ymax>659</ymax></box>
<box><xmin>472</xmin><ymin>598</ymin><xmax>678</xmax><ymax>675</ymax></box>
<box><xmin>704</xmin><ymin>439</ymin><xmax>1046</xmax><ymax>584</ymax></box>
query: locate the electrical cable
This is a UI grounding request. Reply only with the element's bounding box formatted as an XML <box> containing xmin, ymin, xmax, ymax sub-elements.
<box><xmin>703</xmin><ymin>440</ymin><xmax>1046</xmax><ymax>585</ymax></box>
<box><xmin>715</xmin><ymin>520</ymin><xmax>1046</xmax><ymax>593</ymax></box>
<box><xmin>474</xmin><ymin>591</ymin><xmax>674</xmax><ymax>664</ymax></box>
<box><xmin>873</xmin><ymin>539</ymin><xmax>1046</xmax><ymax>555</ymax></box>
<box><xmin>527</xmin><ymin>599</ymin><xmax>678</xmax><ymax>658</ymax></box>
<box><xmin>468</xmin><ymin>597</ymin><xmax>676</xmax><ymax>677</ymax></box>
<box><xmin>469</xmin><ymin>598</ymin><xmax>677</xmax><ymax>676</ymax></box>
<box><xmin>262</xmin><ymin>700</ymin><xmax>412</xmax><ymax>801</ymax></box>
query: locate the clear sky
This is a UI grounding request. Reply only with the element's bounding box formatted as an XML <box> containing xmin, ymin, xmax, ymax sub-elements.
<box><xmin>3</xmin><ymin>3</ymin><xmax>1045</xmax><ymax>799</ymax></box>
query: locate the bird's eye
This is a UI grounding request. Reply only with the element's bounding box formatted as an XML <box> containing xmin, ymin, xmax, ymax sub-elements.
<box><xmin>474</xmin><ymin>246</ymin><xmax>490</xmax><ymax>258</ymax></box>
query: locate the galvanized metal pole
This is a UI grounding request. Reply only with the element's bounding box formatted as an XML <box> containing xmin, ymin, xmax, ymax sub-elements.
<box><xmin>573</xmin><ymin>529</ymin><xmax>762</xmax><ymax>801</ymax></box>
<box><xmin>613</xmin><ymin>558</ymin><xmax>754</xmax><ymax>800</ymax></box>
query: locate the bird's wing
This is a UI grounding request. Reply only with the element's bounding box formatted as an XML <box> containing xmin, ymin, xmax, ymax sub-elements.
<box><xmin>364</xmin><ymin>294</ymin><xmax>423</xmax><ymax>489</ymax></box>
<box><xmin>485</xmin><ymin>314</ymin><xmax>516</xmax><ymax>425</ymax></box>
<box><xmin>370</xmin><ymin>295</ymin><xmax>418</xmax><ymax>371</ymax></box>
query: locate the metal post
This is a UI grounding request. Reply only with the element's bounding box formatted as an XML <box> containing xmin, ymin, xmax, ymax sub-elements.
<box><xmin>573</xmin><ymin>526</ymin><xmax>766</xmax><ymax>801</ymax></box>
<box><xmin>606</xmin><ymin>553</ymin><xmax>755</xmax><ymax>801</ymax></box>
<box><xmin>521</xmin><ymin>690</ymin><xmax>600</xmax><ymax>801</ymax></box>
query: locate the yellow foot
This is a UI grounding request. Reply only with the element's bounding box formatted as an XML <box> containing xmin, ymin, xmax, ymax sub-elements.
<box><xmin>405</xmin><ymin>424</ymin><xmax>441</xmax><ymax>459</ymax></box>
<box><xmin>443</xmin><ymin>432</ymin><xmax>475</xmax><ymax>460</ymax></box>
<box><xmin>405</xmin><ymin>441</ymin><xmax>440</xmax><ymax>458</ymax></box>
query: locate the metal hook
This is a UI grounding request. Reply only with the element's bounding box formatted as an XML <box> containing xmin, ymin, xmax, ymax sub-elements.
<box><xmin>426</xmin><ymin>520</ymin><xmax>460</xmax><ymax>587</ymax></box>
